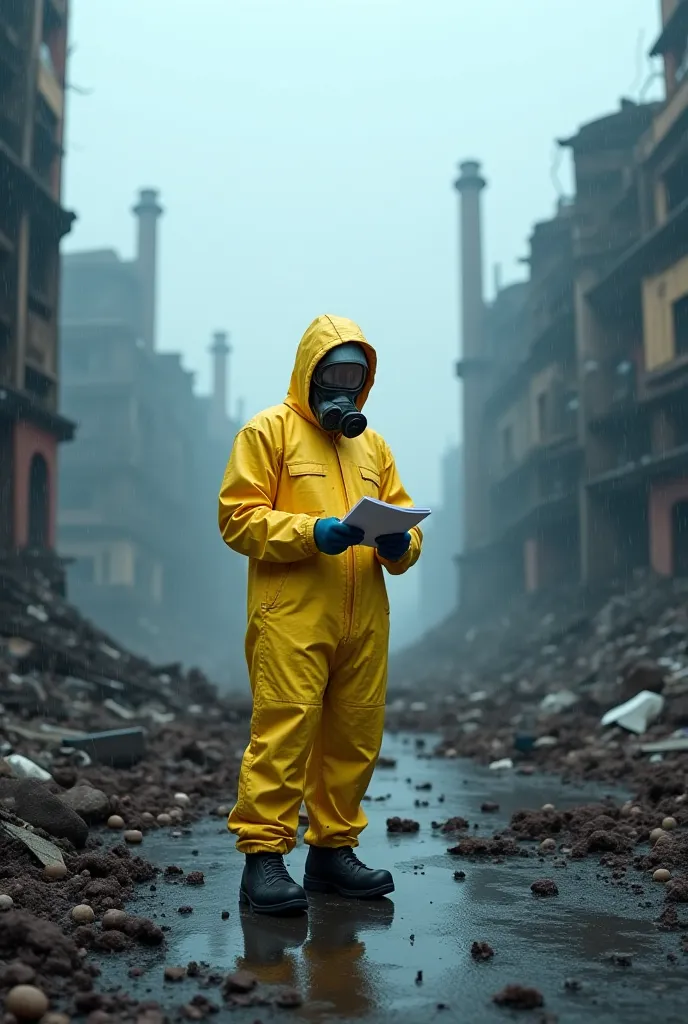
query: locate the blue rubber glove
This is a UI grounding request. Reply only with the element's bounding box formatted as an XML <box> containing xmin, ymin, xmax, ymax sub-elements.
<box><xmin>314</xmin><ymin>517</ymin><xmax>364</xmax><ymax>556</ymax></box>
<box><xmin>375</xmin><ymin>532</ymin><xmax>411</xmax><ymax>562</ymax></box>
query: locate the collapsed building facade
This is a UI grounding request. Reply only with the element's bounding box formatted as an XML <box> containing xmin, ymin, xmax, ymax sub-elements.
<box><xmin>457</xmin><ymin>0</ymin><xmax>688</xmax><ymax>611</ymax></box>
<box><xmin>58</xmin><ymin>193</ymin><xmax>246</xmax><ymax>680</ymax></box>
<box><xmin>0</xmin><ymin>0</ymin><xmax>73</xmax><ymax>567</ymax></box>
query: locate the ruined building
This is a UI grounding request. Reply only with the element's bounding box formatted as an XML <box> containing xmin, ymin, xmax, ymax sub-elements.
<box><xmin>58</xmin><ymin>191</ymin><xmax>246</xmax><ymax>681</ymax></box>
<box><xmin>456</xmin><ymin>0</ymin><xmax>688</xmax><ymax>608</ymax></box>
<box><xmin>0</xmin><ymin>0</ymin><xmax>73</xmax><ymax>564</ymax></box>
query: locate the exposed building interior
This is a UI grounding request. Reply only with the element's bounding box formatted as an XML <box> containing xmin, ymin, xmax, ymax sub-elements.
<box><xmin>0</xmin><ymin>0</ymin><xmax>74</xmax><ymax>578</ymax></box>
<box><xmin>456</xmin><ymin>0</ymin><xmax>688</xmax><ymax>610</ymax></box>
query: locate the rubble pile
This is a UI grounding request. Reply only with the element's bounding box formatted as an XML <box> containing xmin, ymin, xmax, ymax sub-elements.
<box><xmin>390</xmin><ymin>571</ymin><xmax>688</xmax><ymax>788</ymax></box>
<box><xmin>0</xmin><ymin>555</ymin><xmax>251</xmax><ymax>808</ymax></box>
<box><xmin>0</xmin><ymin>557</ymin><xmax>262</xmax><ymax>1019</ymax></box>
<box><xmin>0</xmin><ymin>555</ymin><xmax>244</xmax><ymax>721</ymax></box>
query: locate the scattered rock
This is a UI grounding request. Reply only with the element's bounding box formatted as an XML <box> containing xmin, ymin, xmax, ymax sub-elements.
<box><xmin>71</xmin><ymin>905</ymin><xmax>95</xmax><ymax>924</ymax></box>
<box><xmin>164</xmin><ymin>966</ymin><xmax>186</xmax><ymax>982</ymax></box>
<box><xmin>471</xmin><ymin>941</ymin><xmax>494</xmax><ymax>961</ymax></box>
<box><xmin>222</xmin><ymin>970</ymin><xmax>257</xmax><ymax>995</ymax></box>
<box><xmin>13</xmin><ymin>780</ymin><xmax>88</xmax><ymax>848</ymax></box>
<box><xmin>4</xmin><ymin>984</ymin><xmax>49</xmax><ymax>1020</ymax></box>
<box><xmin>439</xmin><ymin>817</ymin><xmax>470</xmax><ymax>832</ymax></box>
<box><xmin>43</xmin><ymin>863</ymin><xmax>68</xmax><ymax>881</ymax></box>
<box><xmin>59</xmin><ymin>786</ymin><xmax>110</xmax><ymax>824</ymax></box>
<box><xmin>386</xmin><ymin>817</ymin><xmax>420</xmax><ymax>834</ymax></box>
<box><xmin>531</xmin><ymin>879</ymin><xmax>559</xmax><ymax>897</ymax></box>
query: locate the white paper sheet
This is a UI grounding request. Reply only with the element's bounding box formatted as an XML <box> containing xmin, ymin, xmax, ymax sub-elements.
<box><xmin>341</xmin><ymin>497</ymin><xmax>431</xmax><ymax>547</ymax></box>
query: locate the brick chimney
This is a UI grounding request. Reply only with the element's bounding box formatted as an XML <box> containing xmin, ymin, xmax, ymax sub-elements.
<box><xmin>132</xmin><ymin>188</ymin><xmax>163</xmax><ymax>352</ymax></box>
<box><xmin>210</xmin><ymin>330</ymin><xmax>231</xmax><ymax>439</ymax></box>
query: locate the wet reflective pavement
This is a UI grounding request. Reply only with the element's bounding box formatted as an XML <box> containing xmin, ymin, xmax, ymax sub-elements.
<box><xmin>102</xmin><ymin>735</ymin><xmax>687</xmax><ymax>1022</ymax></box>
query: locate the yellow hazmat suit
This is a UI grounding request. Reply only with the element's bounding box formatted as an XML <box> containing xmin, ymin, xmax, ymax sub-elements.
<box><xmin>219</xmin><ymin>314</ymin><xmax>422</xmax><ymax>855</ymax></box>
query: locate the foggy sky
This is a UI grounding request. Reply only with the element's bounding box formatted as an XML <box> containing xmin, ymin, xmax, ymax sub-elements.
<box><xmin>62</xmin><ymin>0</ymin><xmax>663</xmax><ymax>645</ymax></box>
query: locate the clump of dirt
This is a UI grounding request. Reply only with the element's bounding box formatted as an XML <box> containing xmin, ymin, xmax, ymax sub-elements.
<box><xmin>642</xmin><ymin>834</ymin><xmax>688</xmax><ymax>874</ymax></box>
<box><xmin>665</xmin><ymin>877</ymin><xmax>688</xmax><ymax>904</ymax></box>
<box><xmin>386</xmin><ymin>817</ymin><xmax>420</xmax><ymax>834</ymax></box>
<box><xmin>433</xmin><ymin>817</ymin><xmax>470</xmax><ymax>832</ymax></box>
<box><xmin>531</xmin><ymin>879</ymin><xmax>559</xmax><ymax>897</ymax></box>
<box><xmin>448</xmin><ymin>835</ymin><xmax>524</xmax><ymax>858</ymax></box>
<box><xmin>0</xmin><ymin>828</ymin><xmax>158</xmax><ymax>931</ymax></box>
<box><xmin>657</xmin><ymin>905</ymin><xmax>688</xmax><ymax>931</ymax></box>
<box><xmin>0</xmin><ymin>909</ymin><xmax>91</xmax><ymax>1004</ymax></box>
<box><xmin>471</xmin><ymin>941</ymin><xmax>494</xmax><ymax>961</ymax></box>
<box><xmin>510</xmin><ymin>809</ymin><xmax>566</xmax><ymax>839</ymax></box>
<box><xmin>492</xmin><ymin>984</ymin><xmax>544</xmax><ymax>1010</ymax></box>
<box><xmin>582</xmin><ymin>831</ymin><xmax>633</xmax><ymax>856</ymax></box>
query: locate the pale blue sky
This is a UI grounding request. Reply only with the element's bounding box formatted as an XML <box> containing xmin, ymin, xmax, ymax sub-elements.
<box><xmin>62</xmin><ymin>0</ymin><xmax>664</xmax><ymax>644</ymax></box>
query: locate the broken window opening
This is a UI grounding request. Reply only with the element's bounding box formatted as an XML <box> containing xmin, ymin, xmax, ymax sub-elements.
<box><xmin>672</xmin><ymin>500</ymin><xmax>688</xmax><ymax>577</ymax></box>
<box><xmin>27</xmin><ymin>452</ymin><xmax>49</xmax><ymax>549</ymax></box>
<box><xmin>673</xmin><ymin>294</ymin><xmax>688</xmax><ymax>358</ymax></box>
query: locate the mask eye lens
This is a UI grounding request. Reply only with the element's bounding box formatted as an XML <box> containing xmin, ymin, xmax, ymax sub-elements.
<box><xmin>318</xmin><ymin>363</ymin><xmax>366</xmax><ymax>390</ymax></box>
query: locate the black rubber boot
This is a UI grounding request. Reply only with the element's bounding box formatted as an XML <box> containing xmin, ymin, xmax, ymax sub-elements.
<box><xmin>239</xmin><ymin>853</ymin><xmax>308</xmax><ymax>916</ymax></box>
<box><xmin>303</xmin><ymin>846</ymin><xmax>394</xmax><ymax>899</ymax></box>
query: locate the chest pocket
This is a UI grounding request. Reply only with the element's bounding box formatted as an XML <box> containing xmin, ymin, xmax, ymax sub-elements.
<box><xmin>286</xmin><ymin>461</ymin><xmax>327</xmax><ymax>515</ymax></box>
<box><xmin>359</xmin><ymin>465</ymin><xmax>381</xmax><ymax>498</ymax></box>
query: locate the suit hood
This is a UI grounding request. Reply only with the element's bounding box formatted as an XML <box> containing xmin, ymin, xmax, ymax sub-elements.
<box><xmin>285</xmin><ymin>314</ymin><xmax>377</xmax><ymax>427</ymax></box>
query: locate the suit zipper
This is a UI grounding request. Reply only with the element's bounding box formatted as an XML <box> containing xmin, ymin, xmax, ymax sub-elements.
<box><xmin>333</xmin><ymin>439</ymin><xmax>355</xmax><ymax>641</ymax></box>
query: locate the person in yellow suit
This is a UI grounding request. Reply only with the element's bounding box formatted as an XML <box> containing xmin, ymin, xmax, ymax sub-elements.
<box><xmin>218</xmin><ymin>314</ymin><xmax>422</xmax><ymax>916</ymax></box>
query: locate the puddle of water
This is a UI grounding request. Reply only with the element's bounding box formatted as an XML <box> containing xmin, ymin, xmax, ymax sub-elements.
<box><xmin>101</xmin><ymin>734</ymin><xmax>687</xmax><ymax>1024</ymax></box>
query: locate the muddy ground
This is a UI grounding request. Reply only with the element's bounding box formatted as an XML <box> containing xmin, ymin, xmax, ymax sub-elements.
<box><xmin>3</xmin><ymin>734</ymin><xmax>688</xmax><ymax>1023</ymax></box>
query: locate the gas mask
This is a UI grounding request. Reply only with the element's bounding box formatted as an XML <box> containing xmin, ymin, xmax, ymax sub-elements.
<box><xmin>310</xmin><ymin>342</ymin><xmax>369</xmax><ymax>439</ymax></box>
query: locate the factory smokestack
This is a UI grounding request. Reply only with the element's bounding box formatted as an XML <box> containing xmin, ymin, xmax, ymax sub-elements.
<box><xmin>210</xmin><ymin>330</ymin><xmax>231</xmax><ymax>440</ymax></box>
<box><xmin>133</xmin><ymin>188</ymin><xmax>163</xmax><ymax>352</ymax></box>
